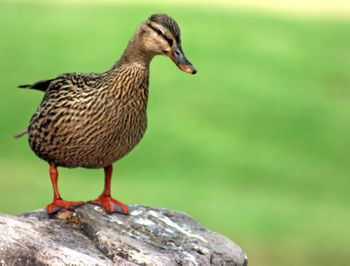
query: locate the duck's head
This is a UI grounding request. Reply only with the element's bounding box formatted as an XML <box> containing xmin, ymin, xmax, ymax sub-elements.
<box><xmin>135</xmin><ymin>13</ymin><xmax>197</xmax><ymax>74</ymax></box>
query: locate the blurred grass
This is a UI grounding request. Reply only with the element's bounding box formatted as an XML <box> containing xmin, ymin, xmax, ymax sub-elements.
<box><xmin>1</xmin><ymin>1</ymin><xmax>350</xmax><ymax>266</ymax></box>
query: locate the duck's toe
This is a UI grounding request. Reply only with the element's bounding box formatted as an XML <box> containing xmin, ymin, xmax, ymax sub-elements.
<box><xmin>47</xmin><ymin>199</ymin><xmax>85</xmax><ymax>214</ymax></box>
<box><xmin>88</xmin><ymin>195</ymin><xmax>128</xmax><ymax>215</ymax></box>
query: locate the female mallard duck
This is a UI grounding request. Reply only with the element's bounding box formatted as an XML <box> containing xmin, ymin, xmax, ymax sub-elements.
<box><xmin>16</xmin><ymin>14</ymin><xmax>197</xmax><ymax>215</ymax></box>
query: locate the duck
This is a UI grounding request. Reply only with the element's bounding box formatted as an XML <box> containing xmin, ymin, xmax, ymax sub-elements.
<box><xmin>16</xmin><ymin>13</ymin><xmax>197</xmax><ymax>215</ymax></box>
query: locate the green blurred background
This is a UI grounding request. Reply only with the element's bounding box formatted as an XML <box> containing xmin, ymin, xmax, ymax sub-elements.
<box><xmin>1</xmin><ymin>1</ymin><xmax>349</xmax><ymax>265</ymax></box>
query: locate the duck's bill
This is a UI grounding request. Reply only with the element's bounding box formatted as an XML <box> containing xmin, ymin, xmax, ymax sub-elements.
<box><xmin>169</xmin><ymin>45</ymin><xmax>197</xmax><ymax>74</ymax></box>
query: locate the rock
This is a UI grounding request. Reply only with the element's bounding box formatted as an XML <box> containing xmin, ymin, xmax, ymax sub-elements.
<box><xmin>0</xmin><ymin>204</ymin><xmax>248</xmax><ymax>265</ymax></box>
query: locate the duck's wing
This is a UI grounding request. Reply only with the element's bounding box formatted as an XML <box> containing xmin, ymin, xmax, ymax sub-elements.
<box><xmin>15</xmin><ymin>77</ymin><xmax>64</xmax><ymax>138</ymax></box>
<box><xmin>15</xmin><ymin>73</ymin><xmax>102</xmax><ymax>138</ymax></box>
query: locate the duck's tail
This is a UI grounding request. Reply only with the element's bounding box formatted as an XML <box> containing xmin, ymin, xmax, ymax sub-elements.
<box><xmin>14</xmin><ymin>128</ymin><xmax>28</xmax><ymax>139</ymax></box>
<box><xmin>18</xmin><ymin>84</ymin><xmax>32</xmax><ymax>88</ymax></box>
<box><xmin>18</xmin><ymin>78</ymin><xmax>53</xmax><ymax>91</ymax></box>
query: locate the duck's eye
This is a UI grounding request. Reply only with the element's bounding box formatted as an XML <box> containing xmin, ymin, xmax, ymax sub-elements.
<box><xmin>156</xmin><ymin>29</ymin><xmax>163</xmax><ymax>35</ymax></box>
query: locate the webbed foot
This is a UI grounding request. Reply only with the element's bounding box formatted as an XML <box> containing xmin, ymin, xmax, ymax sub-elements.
<box><xmin>47</xmin><ymin>199</ymin><xmax>85</xmax><ymax>214</ymax></box>
<box><xmin>88</xmin><ymin>195</ymin><xmax>128</xmax><ymax>215</ymax></box>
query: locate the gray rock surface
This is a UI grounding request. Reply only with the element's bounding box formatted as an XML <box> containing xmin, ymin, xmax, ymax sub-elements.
<box><xmin>0</xmin><ymin>204</ymin><xmax>248</xmax><ymax>265</ymax></box>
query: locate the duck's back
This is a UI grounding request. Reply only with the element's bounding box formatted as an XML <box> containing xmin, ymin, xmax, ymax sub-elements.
<box><xmin>28</xmin><ymin>67</ymin><xmax>149</xmax><ymax>168</ymax></box>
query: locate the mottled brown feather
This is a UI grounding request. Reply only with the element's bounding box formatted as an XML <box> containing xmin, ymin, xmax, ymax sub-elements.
<box><xmin>28</xmin><ymin>68</ymin><xmax>149</xmax><ymax>168</ymax></box>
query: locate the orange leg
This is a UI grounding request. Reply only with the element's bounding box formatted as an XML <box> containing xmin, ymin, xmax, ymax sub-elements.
<box><xmin>46</xmin><ymin>165</ymin><xmax>84</xmax><ymax>214</ymax></box>
<box><xmin>88</xmin><ymin>165</ymin><xmax>128</xmax><ymax>215</ymax></box>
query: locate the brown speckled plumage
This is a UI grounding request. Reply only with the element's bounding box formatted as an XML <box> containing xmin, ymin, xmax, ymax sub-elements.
<box><xmin>17</xmin><ymin>14</ymin><xmax>197</xmax><ymax>214</ymax></box>
<box><xmin>28</xmin><ymin>67</ymin><xmax>149</xmax><ymax>168</ymax></box>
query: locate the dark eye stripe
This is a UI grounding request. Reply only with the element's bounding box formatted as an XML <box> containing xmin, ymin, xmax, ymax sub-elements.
<box><xmin>165</xmin><ymin>37</ymin><xmax>173</xmax><ymax>47</ymax></box>
<box><xmin>147</xmin><ymin>23</ymin><xmax>174</xmax><ymax>47</ymax></box>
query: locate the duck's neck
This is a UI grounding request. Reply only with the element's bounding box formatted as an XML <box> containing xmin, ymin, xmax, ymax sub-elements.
<box><xmin>113</xmin><ymin>33</ymin><xmax>154</xmax><ymax>71</ymax></box>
